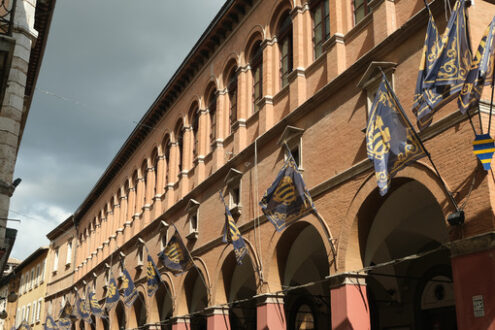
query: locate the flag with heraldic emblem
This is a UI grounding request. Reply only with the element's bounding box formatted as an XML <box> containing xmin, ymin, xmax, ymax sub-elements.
<box><xmin>121</xmin><ymin>267</ymin><xmax>139</xmax><ymax>307</ymax></box>
<box><xmin>44</xmin><ymin>316</ymin><xmax>58</xmax><ymax>330</ymax></box>
<box><xmin>260</xmin><ymin>151</ymin><xmax>315</xmax><ymax>232</ymax></box>
<box><xmin>366</xmin><ymin>74</ymin><xmax>426</xmax><ymax>195</ymax></box>
<box><xmin>158</xmin><ymin>227</ymin><xmax>193</xmax><ymax>276</ymax></box>
<box><xmin>146</xmin><ymin>250</ymin><xmax>162</xmax><ymax>296</ymax></box>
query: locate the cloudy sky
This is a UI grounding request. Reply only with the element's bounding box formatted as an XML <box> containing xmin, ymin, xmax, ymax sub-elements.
<box><xmin>8</xmin><ymin>0</ymin><xmax>226</xmax><ymax>260</ymax></box>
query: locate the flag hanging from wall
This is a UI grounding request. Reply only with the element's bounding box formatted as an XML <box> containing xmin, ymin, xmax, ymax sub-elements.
<box><xmin>57</xmin><ymin>299</ymin><xmax>73</xmax><ymax>330</ymax></box>
<box><xmin>121</xmin><ymin>267</ymin><xmax>139</xmax><ymax>307</ymax></box>
<box><xmin>412</xmin><ymin>2</ymin><xmax>441</xmax><ymax>127</ymax></box>
<box><xmin>74</xmin><ymin>292</ymin><xmax>92</xmax><ymax>323</ymax></box>
<box><xmin>104</xmin><ymin>273</ymin><xmax>119</xmax><ymax>311</ymax></box>
<box><xmin>44</xmin><ymin>315</ymin><xmax>58</xmax><ymax>330</ymax></box>
<box><xmin>145</xmin><ymin>251</ymin><xmax>162</xmax><ymax>297</ymax></box>
<box><xmin>414</xmin><ymin>0</ymin><xmax>472</xmax><ymax>129</ymax></box>
<box><xmin>260</xmin><ymin>151</ymin><xmax>314</xmax><ymax>232</ymax></box>
<box><xmin>88</xmin><ymin>291</ymin><xmax>106</xmax><ymax>319</ymax></box>
<box><xmin>219</xmin><ymin>191</ymin><xmax>247</xmax><ymax>264</ymax></box>
<box><xmin>366</xmin><ymin>74</ymin><xmax>426</xmax><ymax>195</ymax></box>
<box><xmin>458</xmin><ymin>17</ymin><xmax>495</xmax><ymax>113</ymax></box>
<box><xmin>158</xmin><ymin>227</ymin><xmax>194</xmax><ymax>276</ymax></box>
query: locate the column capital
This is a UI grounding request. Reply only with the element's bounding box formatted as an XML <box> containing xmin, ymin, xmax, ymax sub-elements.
<box><xmin>254</xmin><ymin>293</ymin><xmax>284</xmax><ymax>306</ymax></box>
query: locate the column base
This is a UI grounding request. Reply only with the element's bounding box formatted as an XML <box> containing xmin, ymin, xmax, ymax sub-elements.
<box><xmin>256</xmin><ymin>294</ymin><xmax>286</xmax><ymax>330</ymax></box>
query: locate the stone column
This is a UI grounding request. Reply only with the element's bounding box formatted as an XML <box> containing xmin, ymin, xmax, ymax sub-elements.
<box><xmin>450</xmin><ymin>233</ymin><xmax>495</xmax><ymax>329</ymax></box>
<box><xmin>112</xmin><ymin>194</ymin><xmax>120</xmax><ymax>243</ymax></box>
<box><xmin>258</xmin><ymin>40</ymin><xmax>274</xmax><ymax>134</ymax></box>
<box><xmin>118</xmin><ymin>185</ymin><xmax>127</xmax><ymax>247</ymax></box>
<box><xmin>107</xmin><ymin>203</ymin><xmax>116</xmax><ymax>253</ymax></box>
<box><xmin>206</xmin><ymin>306</ymin><xmax>230</xmax><ymax>330</ymax></box>
<box><xmin>153</xmin><ymin>154</ymin><xmax>165</xmax><ymax>219</ymax></box>
<box><xmin>256</xmin><ymin>294</ymin><xmax>286</xmax><ymax>330</ymax></box>
<box><xmin>126</xmin><ymin>180</ymin><xmax>136</xmax><ymax>241</ymax></box>
<box><xmin>167</xmin><ymin>141</ymin><xmax>179</xmax><ymax>206</ymax></box>
<box><xmin>329</xmin><ymin>275</ymin><xmax>370</xmax><ymax>330</ymax></box>
<box><xmin>234</xmin><ymin>67</ymin><xmax>249</xmax><ymax>154</ymax></box>
<box><xmin>143</xmin><ymin>160</ymin><xmax>155</xmax><ymax>225</ymax></box>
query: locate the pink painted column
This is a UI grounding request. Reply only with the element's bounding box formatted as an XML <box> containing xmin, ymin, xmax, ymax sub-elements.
<box><xmin>451</xmin><ymin>242</ymin><xmax>495</xmax><ymax>329</ymax></box>
<box><xmin>143</xmin><ymin>160</ymin><xmax>155</xmax><ymax>225</ymax></box>
<box><xmin>256</xmin><ymin>294</ymin><xmax>286</xmax><ymax>330</ymax></box>
<box><xmin>330</xmin><ymin>277</ymin><xmax>370</xmax><ymax>330</ymax></box>
<box><xmin>206</xmin><ymin>307</ymin><xmax>230</xmax><ymax>330</ymax></box>
<box><xmin>171</xmin><ymin>317</ymin><xmax>190</xmax><ymax>330</ymax></box>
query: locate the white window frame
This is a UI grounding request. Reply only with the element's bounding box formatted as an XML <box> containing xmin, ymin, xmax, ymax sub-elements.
<box><xmin>66</xmin><ymin>240</ymin><xmax>72</xmax><ymax>266</ymax></box>
<box><xmin>25</xmin><ymin>304</ymin><xmax>30</xmax><ymax>322</ymax></box>
<box><xmin>36</xmin><ymin>299</ymin><xmax>42</xmax><ymax>322</ymax></box>
<box><xmin>53</xmin><ymin>248</ymin><xmax>59</xmax><ymax>273</ymax></box>
<box><xmin>160</xmin><ymin>221</ymin><xmax>170</xmax><ymax>250</ymax></box>
<box><xmin>21</xmin><ymin>306</ymin><xmax>25</xmax><ymax>323</ymax></box>
<box><xmin>31</xmin><ymin>300</ymin><xmax>36</xmax><ymax>324</ymax></box>
<box><xmin>278</xmin><ymin>125</ymin><xmax>305</xmax><ymax>171</ymax></box>
<box><xmin>35</xmin><ymin>264</ymin><xmax>40</xmax><ymax>287</ymax></box>
<box><xmin>224</xmin><ymin>168</ymin><xmax>243</xmax><ymax>216</ymax></box>
<box><xmin>40</xmin><ymin>260</ymin><xmax>45</xmax><ymax>283</ymax></box>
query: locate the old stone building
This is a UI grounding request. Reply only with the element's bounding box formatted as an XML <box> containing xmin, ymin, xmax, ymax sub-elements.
<box><xmin>55</xmin><ymin>0</ymin><xmax>495</xmax><ymax>329</ymax></box>
<box><xmin>0</xmin><ymin>0</ymin><xmax>55</xmax><ymax>275</ymax></box>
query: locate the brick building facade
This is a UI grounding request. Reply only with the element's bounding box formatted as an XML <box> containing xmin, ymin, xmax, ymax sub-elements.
<box><xmin>51</xmin><ymin>0</ymin><xmax>495</xmax><ymax>329</ymax></box>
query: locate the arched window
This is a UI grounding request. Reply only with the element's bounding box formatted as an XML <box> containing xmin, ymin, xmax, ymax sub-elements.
<box><xmin>250</xmin><ymin>40</ymin><xmax>263</xmax><ymax>113</ymax></box>
<box><xmin>207</xmin><ymin>89</ymin><xmax>217</xmax><ymax>144</ymax></box>
<box><xmin>312</xmin><ymin>0</ymin><xmax>330</xmax><ymax>58</ymax></box>
<box><xmin>227</xmin><ymin>66</ymin><xmax>238</xmax><ymax>132</ymax></box>
<box><xmin>141</xmin><ymin>160</ymin><xmax>147</xmax><ymax>205</ymax></box>
<box><xmin>353</xmin><ymin>0</ymin><xmax>370</xmax><ymax>24</ymax></box>
<box><xmin>278</xmin><ymin>11</ymin><xmax>293</xmax><ymax>88</ymax></box>
<box><xmin>175</xmin><ymin>123</ymin><xmax>184</xmax><ymax>175</ymax></box>
<box><xmin>163</xmin><ymin>137</ymin><xmax>170</xmax><ymax>186</ymax></box>
<box><xmin>152</xmin><ymin>149</ymin><xmax>159</xmax><ymax>197</ymax></box>
<box><xmin>189</xmin><ymin>104</ymin><xmax>199</xmax><ymax>158</ymax></box>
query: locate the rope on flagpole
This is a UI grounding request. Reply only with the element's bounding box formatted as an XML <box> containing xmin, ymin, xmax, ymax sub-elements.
<box><xmin>378</xmin><ymin>67</ymin><xmax>460</xmax><ymax>212</ymax></box>
<box><xmin>254</xmin><ymin>138</ymin><xmax>265</xmax><ymax>284</ymax></box>
<box><xmin>488</xmin><ymin>51</ymin><xmax>495</xmax><ymax>133</ymax></box>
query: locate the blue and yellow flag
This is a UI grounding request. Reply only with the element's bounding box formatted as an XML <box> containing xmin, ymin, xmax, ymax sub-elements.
<box><xmin>104</xmin><ymin>273</ymin><xmax>119</xmax><ymax>311</ymax></box>
<box><xmin>473</xmin><ymin>133</ymin><xmax>495</xmax><ymax>170</ymax></box>
<box><xmin>459</xmin><ymin>17</ymin><xmax>495</xmax><ymax>113</ymax></box>
<box><xmin>220</xmin><ymin>191</ymin><xmax>248</xmax><ymax>264</ymax></box>
<box><xmin>57</xmin><ymin>299</ymin><xmax>72</xmax><ymax>330</ymax></box>
<box><xmin>88</xmin><ymin>291</ymin><xmax>106</xmax><ymax>319</ymax></box>
<box><xmin>366</xmin><ymin>75</ymin><xmax>426</xmax><ymax>195</ymax></box>
<box><xmin>415</xmin><ymin>0</ymin><xmax>472</xmax><ymax>129</ymax></box>
<box><xmin>158</xmin><ymin>228</ymin><xmax>193</xmax><ymax>276</ymax></box>
<box><xmin>44</xmin><ymin>315</ymin><xmax>58</xmax><ymax>330</ymax></box>
<box><xmin>413</xmin><ymin>3</ymin><xmax>441</xmax><ymax>126</ymax></box>
<box><xmin>121</xmin><ymin>268</ymin><xmax>138</xmax><ymax>307</ymax></box>
<box><xmin>145</xmin><ymin>251</ymin><xmax>162</xmax><ymax>297</ymax></box>
<box><xmin>75</xmin><ymin>291</ymin><xmax>92</xmax><ymax>323</ymax></box>
<box><xmin>260</xmin><ymin>152</ymin><xmax>314</xmax><ymax>232</ymax></box>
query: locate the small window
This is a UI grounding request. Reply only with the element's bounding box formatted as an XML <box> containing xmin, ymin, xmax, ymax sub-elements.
<box><xmin>353</xmin><ymin>0</ymin><xmax>371</xmax><ymax>25</ymax></box>
<box><xmin>160</xmin><ymin>221</ymin><xmax>170</xmax><ymax>250</ymax></box>
<box><xmin>229</xmin><ymin>184</ymin><xmax>240</xmax><ymax>209</ymax></box>
<box><xmin>29</xmin><ymin>269</ymin><xmax>34</xmax><ymax>290</ymax></box>
<box><xmin>279</xmin><ymin>126</ymin><xmax>305</xmax><ymax>171</ymax></box>
<box><xmin>25</xmin><ymin>305</ymin><xmax>30</xmax><ymax>323</ymax></box>
<box><xmin>186</xmin><ymin>199</ymin><xmax>200</xmax><ymax>240</ymax></box>
<box><xmin>224</xmin><ymin>168</ymin><xmax>243</xmax><ymax>217</ymax></box>
<box><xmin>32</xmin><ymin>300</ymin><xmax>36</xmax><ymax>323</ymax></box>
<box><xmin>37</xmin><ymin>300</ymin><xmax>42</xmax><ymax>322</ymax></box>
<box><xmin>208</xmin><ymin>90</ymin><xmax>217</xmax><ymax>144</ymax></box>
<box><xmin>137</xmin><ymin>245</ymin><xmax>144</xmax><ymax>267</ymax></box>
<box><xmin>312</xmin><ymin>0</ymin><xmax>330</xmax><ymax>58</ymax></box>
<box><xmin>227</xmin><ymin>67</ymin><xmax>238</xmax><ymax>132</ymax></box>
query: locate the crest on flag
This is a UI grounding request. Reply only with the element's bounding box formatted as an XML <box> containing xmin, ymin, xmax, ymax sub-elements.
<box><xmin>145</xmin><ymin>252</ymin><xmax>162</xmax><ymax>297</ymax></box>
<box><xmin>104</xmin><ymin>273</ymin><xmax>119</xmax><ymax>311</ymax></box>
<box><xmin>260</xmin><ymin>151</ymin><xmax>314</xmax><ymax>232</ymax></box>
<box><xmin>17</xmin><ymin>321</ymin><xmax>31</xmax><ymax>330</ymax></box>
<box><xmin>220</xmin><ymin>191</ymin><xmax>248</xmax><ymax>264</ymax></box>
<box><xmin>44</xmin><ymin>316</ymin><xmax>58</xmax><ymax>330</ymax></box>
<box><xmin>366</xmin><ymin>74</ymin><xmax>426</xmax><ymax>195</ymax></box>
<box><xmin>158</xmin><ymin>228</ymin><xmax>194</xmax><ymax>276</ymax></box>
<box><xmin>121</xmin><ymin>268</ymin><xmax>138</xmax><ymax>307</ymax></box>
<box><xmin>75</xmin><ymin>292</ymin><xmax>92</xmax><ymax>323</ymax></box>
<box><xmin>88</xmin><ymin>291</ymin><xmax>106</xmax><ymax>318</ymax></box>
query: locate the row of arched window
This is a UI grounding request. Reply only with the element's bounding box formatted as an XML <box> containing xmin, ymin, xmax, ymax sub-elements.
<box><xmin>77</xmin><ymin>0</ymin><xmax>335</xmax><ymax>268</ymax></box>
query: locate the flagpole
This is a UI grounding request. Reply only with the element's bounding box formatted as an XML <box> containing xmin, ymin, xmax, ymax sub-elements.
<box><xmin>488</xmin><ymin>51</ymin><xmax>495</xmax><ymax>133</ymax></box>
<box><xmin>379</xmin><ymin>68</ymin><xmax>460</xmax><ymax>212</ymax></box>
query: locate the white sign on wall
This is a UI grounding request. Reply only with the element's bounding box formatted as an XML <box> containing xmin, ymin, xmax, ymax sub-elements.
<box><xmin>473</xmin><ymin>295</ymin><xmax>485</xmax><ymax>318</ymax></box>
